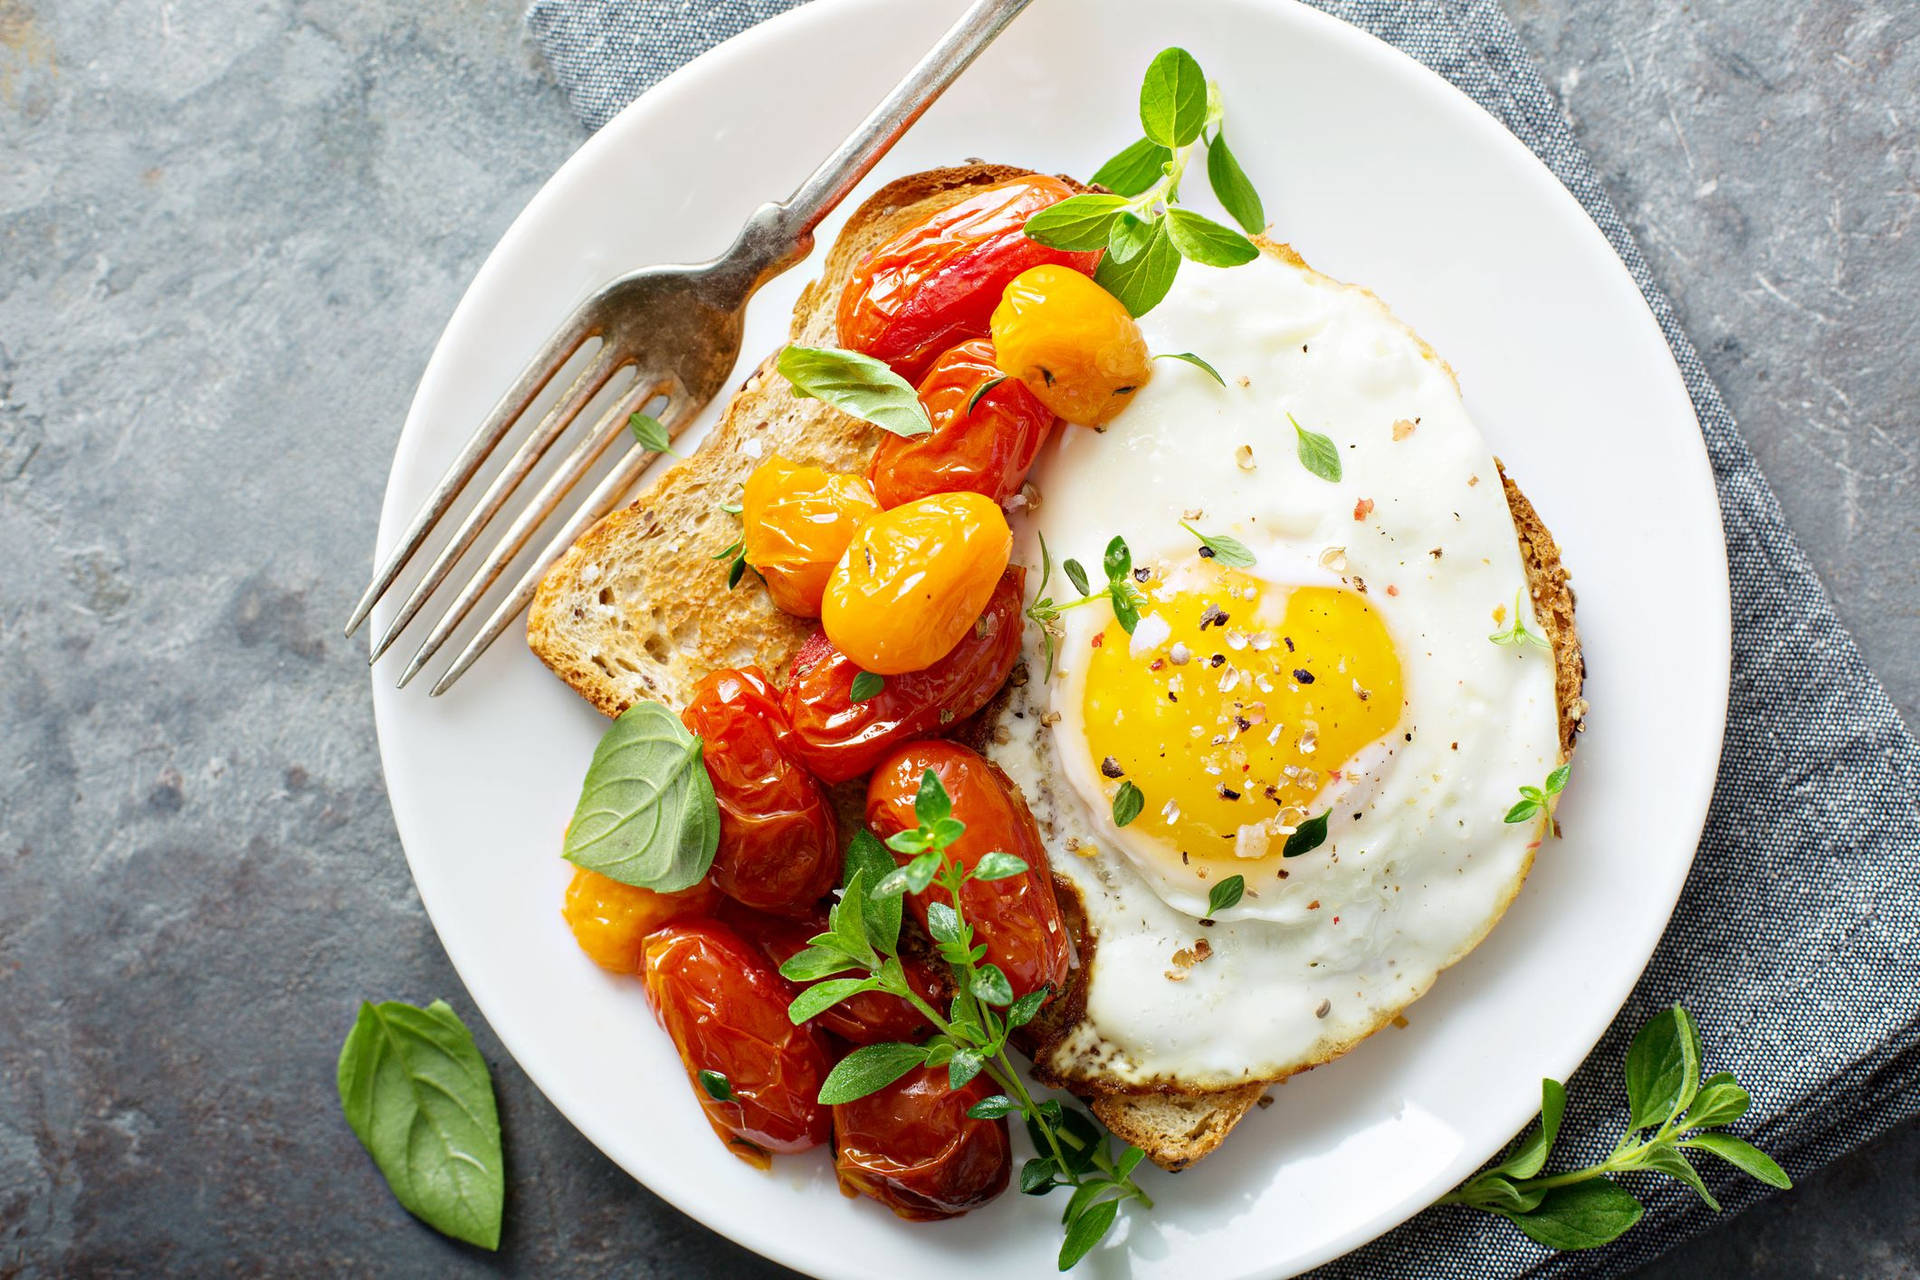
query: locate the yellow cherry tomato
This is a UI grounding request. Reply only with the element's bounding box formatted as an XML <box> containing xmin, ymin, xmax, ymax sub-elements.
<box><xmin>561</xmin><ymin>865</ymin><xmax>718</xmax><ymax>974</ymax></box>
<box><xmin>990</xmin><ymin>265</ymin><xmax>1152</xmax><ymax>427</ymax></box>
<box><xmin>821</xmin><ymin>492</ymin><xmax>1012</xmax><ymax>675</ymax></box>
<box><xmin>741</xmin><ymin>455</ymin><xmax>881</xmax><ymax>618</ymax></box>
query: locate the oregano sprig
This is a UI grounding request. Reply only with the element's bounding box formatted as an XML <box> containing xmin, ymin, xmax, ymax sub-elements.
<box><xmin>1442</xmin><ymin>1005</ymin><xmax>1789</xmax><ymax>1250</ymax></box>
<box><xmin>1491</xmin><ymin>589</ymin><xmax>1552</xmax><ymax>649</ymax></box>
<box><xmin>1025</xmin><ymin>48</ymin><xmax>1269</xmax><ymax>317</ymax></box>
<box><xmin>1506</xmin><ymin>763</ymin><xmax>1571</xmax><ymax>825</ymax></box>
<box><xmin>780</xmin><ymin>773</ymin><xmax>1154</xmax><ymax>1270</ymax></box>
<box><xmin>1024</xmin><ymin>533</ymin><xmax>1152</xmax><ymax>679</ymax></box>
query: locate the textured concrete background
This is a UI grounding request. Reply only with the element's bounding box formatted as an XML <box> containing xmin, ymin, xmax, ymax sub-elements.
<box><xmin>0</xmin><ymin>0</ymin><xmax>1912</xmax><ymax>1276</ymax></box>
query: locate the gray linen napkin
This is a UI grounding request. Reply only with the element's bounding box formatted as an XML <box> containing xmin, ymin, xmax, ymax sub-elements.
<box><xmin>523</xmin><ymin>1</ymin><xmax>1920</xmax><ymax>1275</ymax></box>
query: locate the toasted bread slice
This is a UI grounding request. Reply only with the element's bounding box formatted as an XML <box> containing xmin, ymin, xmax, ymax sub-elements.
<box><xmin>528</xmin><ymin>164</ymin><xmax>1074</xmax><ymax>716</ymax></box>
<box><xmin>527</xmin><ymin>165</ymin><xmax>1584</xmax><ymax>1173</ymax></box>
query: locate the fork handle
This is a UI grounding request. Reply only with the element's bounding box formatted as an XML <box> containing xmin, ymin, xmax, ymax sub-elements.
<box><xmin>712</xmin><ymin>0</ymin><xmax>1036</xmax><ymax>299</ymax></box>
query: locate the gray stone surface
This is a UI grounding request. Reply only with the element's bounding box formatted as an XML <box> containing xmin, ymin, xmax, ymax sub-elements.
<box><xmin>0</xmin><ymin>0</ymin><xmax>1910</xmax><ymax>1276</ymax></box>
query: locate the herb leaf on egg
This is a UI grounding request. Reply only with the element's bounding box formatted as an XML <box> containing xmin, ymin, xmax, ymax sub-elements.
<box><xmin>1112</xmin><ymin>781</ymin><xmax>1145</xmax><ymax>828</ymax></box>
<box><xmin>1282</xmin><ymin>810</ymin><xmax>1331</xmax><ymax>857</ymax></box>
<box><xmin>1154</xmin><ymin>351</ymin><xmax>1227</xmax><ymax>386</ymax></box>
<box><xmin>1290</xmin><ymin>414</ymin><xmax>1343</xmax><ymax>483</ymax></box>
<box><xmin>1491</xmin><ymin>589</ymin><xmax>1552</xmax><ymax>648</ymax></box>
<box><xmin>1179</xmin><ymin>521</ymin><xmax>1256</xmax><ymax>568</ymax></box>
<box><xmin>1206</xmin><ymin>875</ymin><xmax>1245</xmax><ymax>916</ymax></box>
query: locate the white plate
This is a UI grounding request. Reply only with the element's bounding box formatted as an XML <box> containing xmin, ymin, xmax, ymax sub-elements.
<box><xmin>369</xmin><ymin>1</ymin><xmax>1728</xmax><ymax>1275</ymax></box>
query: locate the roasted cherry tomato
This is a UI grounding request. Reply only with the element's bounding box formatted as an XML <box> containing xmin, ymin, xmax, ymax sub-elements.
<box><xmin>642</xmin><ymin>920</ymin><xmax>831</xmax><ymax>1166</ymax></box>
<box><xmin>741</xmin><ymin>456</ymin><xmax>881</xmax><ymax>617</ymax></box>
<box><xmin>869</xmin><ymin>339</ymin><xmax>1054</xmax><ymax>509</ymax></box>
<box><xmin>783</xmin><ymin>567</ymin><xmax>1025</xmax><ymax>783</ymax></box>
<box><xmin>561</xmin><ymin>866</ymin><xmax>718</xmax><ymax>974</ymax></box>
<box><xmin>991</xmin><ymin>264</ymin><xmax>1152</xmax><ymax>427</ymax></box>
<box><xmin>821</xmin><ymin>492</ymin><xmax>1011</xmax><ymax>675</ymax></box>
<box><xmin>833</xmin><ymin>1065</ymin><xmax>1011</xmax><ymax>1220</ymax></box>
<box><xmin>866</xmin><ymin>740</ymin><xmax>1070</xmax><ymax>1003</ymax></box>
<box><xmin>680</xmin><ymin>666</ymin><xmax>839</xmax><ymax>915</ymax></box>
<box><xmin>837</xmin><ymin>176</ymin><xmax>1102</xmax><ymax>381</ymax></box>
<box><xmin>723</xmin><ymin>903</ymin><xmax>946</xmax><ymax>1046</ymax></box>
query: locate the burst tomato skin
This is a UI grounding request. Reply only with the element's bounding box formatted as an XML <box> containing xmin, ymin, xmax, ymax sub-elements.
<box><xmin>680</xmin><ymin>666</ymin><xmax>839</xmax><ymax>916</ymax></box>
<box><xmin>864</xmin><ymin>740</ymin><xmax>1071</xmax><ymax>1003</ymax></box>
<box><xmin>722</xmin><ymin>903</ymin><xmax>945</xmax><ymax>1046</ymax></box>
<box><xmin>869</xmin><ymin>339</ymin><xmax>1054</xmax><ymax>509</ymax></box>
<box><xmin>833</xmin><ymin>1065</ymin><xmax>1011</xmax><ymax>1220</ymax></box>
<box><xmin>821</xmin><ymin>492</ymin><xmax>1012</xmax><ymax>675</ymax></box>
<box><xmin>642</xmin><ymin>920</ymin><xmax>832</xmax><ymax>1166</ymax></box>
<box><xmin>781</xmin><ymin>567</ymin><xmax>1026</xmax><ymax>783</ymax></box>
<box><xmin>837</xmin><ymin>175</ymin><xmax>1101</xmax><ymax>381</ymax></box>
<box><xmin>991</xmin><ymin>264</ymin><xmax>1153</xmax><ymax>427</ymax></box>
<box><xmin>561</xmin><ymin>866</ymin><xmax>719</xmax><ymax>974</ymax></box>
<box><xmin>740</xmin><ymin>456</ymin><xmax>881</xmax><ymax>618</ymax></box>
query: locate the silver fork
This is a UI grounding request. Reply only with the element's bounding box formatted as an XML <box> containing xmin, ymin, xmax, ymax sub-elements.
<box><xmin>346</xmin><ymin>0</ymin><xmax>1035</xmax><ymax>694</ymax></box>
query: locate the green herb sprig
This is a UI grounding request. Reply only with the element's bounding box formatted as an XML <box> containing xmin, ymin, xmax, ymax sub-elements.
<box><xmin>1491</xmin><ymin>589</ymin><xmax>1552</xmax><ymax>649</ymax></box>
<box><xmin>1025</xmin><ymin>48</ymin><xmax>1268</xmax><ymax>317</ymax></box>
<box><xmin>1506</xmin><ymin>763</ymin><xmax>1571</xmax><ymax>825</ymax></box>
<box><xmin>1443</xmin><ymin>1004</ymin><xmax>1789</xmax><ymax>1250</ymax></box>
<box><xmin>1024</xmin><ymin>534</ymin><xmax>1153</xmax><ymax>679</ymax></box>
<box><xmin>781</xmin><ymin>774</ymin><xmax>1154</xmax><ymax>1270</ymax></box>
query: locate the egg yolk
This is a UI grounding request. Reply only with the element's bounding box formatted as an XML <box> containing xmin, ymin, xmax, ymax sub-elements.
<box><xmin>1080</xmin><ymin>567</ymin><xmax>1403</xmax><ymax>877</ymax></box>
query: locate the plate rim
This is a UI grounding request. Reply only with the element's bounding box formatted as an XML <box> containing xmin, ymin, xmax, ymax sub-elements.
<box><xmin>368</xmin><ymin>1</ymin><xmax>1732</xmax><ymax>1275</ymax></box>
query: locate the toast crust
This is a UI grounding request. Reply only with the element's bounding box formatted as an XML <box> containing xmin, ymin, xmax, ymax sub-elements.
<box><xmin>527</xmin><ymin>166</ymin><xmax>1585</xmax><ymax>1173</ymax></box>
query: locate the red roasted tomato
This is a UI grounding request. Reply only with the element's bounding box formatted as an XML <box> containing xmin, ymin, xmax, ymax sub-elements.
<box><xmin>781</xmin><ymin>567</ymin><xmax>1026</xmax><ymax>783</ymax></box>
<box><xmin>865</xmin><ymin>740</ymin><xmax>1071</xmax><ymax>1003</ymax></box>
<box><xmin>869</xmin><ymin>339</ymin><xmax>1055</xmax><ymax>509</ymax></box>
<box><xmin>837</xmin><ymin>175</ymin><xmax>1101</xmax><ymax>381</ymax></box>
<box><xmin>642</xmin><ymin>920</ymin><xmax>831</xmax><ymax>1167</ymax></box>
<box><xmin>833</xmin><ymin>1065</ymin><xmax>1011</xmax><ymax>1220</ymax></box>
<box><xmin>680</xmin><ymin>666</ymin><xmax>839</xmax><ymax>915</ymax></box>
<box><xmin>723</xmin><ymin>903</ymin><xmax>946</xmax><ymax>1046</ymax></box>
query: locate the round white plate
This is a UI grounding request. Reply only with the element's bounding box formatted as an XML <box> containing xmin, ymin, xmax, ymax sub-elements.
<box><xmin>369</xmin><ymin>1</ymin><xmax>1728</xmax><ymax>1275</ymax></box>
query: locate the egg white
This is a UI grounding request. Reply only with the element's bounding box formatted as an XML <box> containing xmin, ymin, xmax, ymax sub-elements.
<box><xmin>989</xmin><ymin>247</ymin><xmax>1565</xmax><ymax>1090</ymax></box>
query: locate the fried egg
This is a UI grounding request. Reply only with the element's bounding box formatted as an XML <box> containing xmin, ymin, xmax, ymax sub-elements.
<box><xmin>990</xmin><ymin>246</ymin><xmax>1565</xmax><ymax>1091</ymax></box>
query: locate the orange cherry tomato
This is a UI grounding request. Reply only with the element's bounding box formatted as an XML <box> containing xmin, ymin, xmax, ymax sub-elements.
<box><xmin>722</xmin><ymin>903</ymin><xmax>946</xmax><ymax>1046</ymax></box>
<box><xmin>561</xmin><ymin>866</ymin><xmax>718</xmax><ymax>974</ymax></box>
<box><xmin>680</xmin><ymin>666</ymin><xmax>839</xmax><ymax>916</ymax></box>
<box><xmin>869</xmin><ymin>339</ymin><xmax>1055</xmax><ymax>509</ymax></box>
<box><xmin>642</xmin><ymin>919</ymin><xmax>831</xmax><ymax>1167</ymax></box>
<box><xmin>833</xmin><ymin>1065</ymin><xmax>1011</xmax><ymax>1220</ymax></box>
<box><xmin>821</xmin><ymin>492</ymin><xmax>1011</xmax><ymax>675</ymax></box>
<box><xmin>783</xmin><ymin>567</ymin><xmax>1026</xmax><ymax>784</ymax></box>
<box><xmin>865</xmin><ymin>740</ymin><xmax>1071</xmax><ymax>1003</ymax></box>
<box><xmin>837</xmin><ymin>175</ymin><xmax>1102</xmax><ymax>381</ymax></box>
<box><xmin>990</xmin><ymin>264</ymin><xmax>1152</xmax><ymax>427</ymax></box>
<box><xmin>741</xmin><ymin>456</ymin><xmax>881</xmax><ymax>617</ymax></box>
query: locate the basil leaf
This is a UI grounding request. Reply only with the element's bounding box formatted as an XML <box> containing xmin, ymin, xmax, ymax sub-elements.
<box><xmin>1180</xmin><ymin>520</ymin><xmax>1255</xmax><ymax>566</ymax></box>
<box><xmin>628</xmin><ymin>412</ymin><xmax>675</xmax><ymax>455</ymax></box>
<box><xmin>817</xmin><ymin>1042</ymin><xmax>929</xmax><ymax>1106</ymax></box>
<box><xmin>1635</xmin><ymin>1143</ymin><xmax>1720</xmax><ymax>1211</ymax></box>
<box><xmin>788</xmin><ymin>976</ymin><xmax>880</xmax><ymax>1026</ymax></box>
<box><xmin>1111</xmin><ymin>780</ymin><xmax>1144</xmax><ymax>827</ymax></box>
<box><xmin>1024</xmin><ymin>194</ymin><xmax>1131</xmax><ymax>250</ymax></box>
<box><xmin>967</xmin><ymin>1094</ymin><xmax>1019</xmax><ymax>1120</ymax></box>
<box><xmin>971</xmin><ymin>963</ymin><xmax>1015</xmax><ymax>1007</ymax></box>
<box><xmin>844</xmin><ymin>830</ymin><xmax>901</xmax><ymax>954</ymax></box>
<box><xmin>336</xmin><ymin>1000</ymin><xmax>503</xmax><ymax>1251</ymax></box>
<box><xmin>1139</xmin><ymin>46</ymin><xmax>1208</xmax><ymax>148</ymax></box>
<box><xmin>1624</xmin><ymin>1006</ymin><xmax>1690</xmax><ymax>1130</ymax></box>
<box><xmin>1006</xmin><ymin>986</ymin><xmax>1049</xmax><ymax>1030</ymax></box>
<box><xmin>698</xmin><ymin>1068</ymin><xmax>734</xmax><ymax>1101</ymax></box>
<box><xmin>1063</xmin><ymin>558</ymin><xmax>1092</xmax><ymax>598</ymax></box>
<box><xmin>1057</xmin><ymin>1193</ymin><xmax>1120</xmax><ymax>1269</ymax></box>
<box><xmin>1682</xmin><ymin>1133</ymin><xmax>1793</xmax><ymax>1189</ymax></box>
<box><xmin>1156</xmin><ymin>351</ymin><xmax>1227</xmax><ymax>387</ymax></box>
<box><xmin>1095</xmin><ymin>219</ymin><xmax>1181</xmax><ymax>317</ymax></box>
<box><xmin>1505</xmin><ymin>1177</ymin><xmax>1644</xmax><ymax>1251</ymax></box>
<box><xmin>914</xmin><ymin>767</ymin><xmax>953</xmax><ymax>827</ymax></box>
<box><xmin>1102</xmin><ymin>535</ymin><xmax>1132</xmax><ymax>583</ymax></box>
<box><xmin>972</xmin><ymin>851</ymin><xmax>1029</xmax><ymax>881</ymax></box>
<box><xmin>776</xmin><ymin>345</ymin><xmax>931</xmax><ymax>438</ymax></box>
<box><xmin>562</xmin><ymin>702</ymin><xmax>719</xmax><ymax>891</ymax></box>
<box><xmin>968</xmin><ymin>376</ymin><xmax>1008</xmax><ymax>414</ymax></box>
<box><xmin>1290</xmin><ymin>414</ymin><xmax>1343</xmax><ymax>482</ymax></box>
<box><xmin>1205</xmin><ymin>129</ymin><xmax>1266</xmax><ymax>234</ymax></box>
<box><xmin>1282</xmin><ymin>810</ymin><xmax>1330</xmax><ymax>857</ymax></box>
<box><xmin>1165</xmin><ymin>208</ymin><xmax>1260</xmax><ymax>267</ymax></box>
<box><xmin>1091</xmin><ymin>136</ymin><xmax>1172</xmax><ymax>197</ymax></box>
<box><xmin>1207</xmin><ymin>875</ymin><xmax>1245</xmax><ymax>916</ymax></box>
<box><xmin>1494</xmin><ymin>1077</ymin><xmax>1568</xmax><ymax>1180</ymax></box>
<box><xmin>1107</xmin><ymin>211</ymin><xmax>1158</xmax><ymax>264</ymax></box>
<box><xmin>849</xmin><ymin>670</ymin><xmax>885</xmax><ymax>703</ymax></box>
<box><xmin>1683</xmin><ymin>1078</ymin><xmax>1752</xmax><ymax>1130</ymax></box>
